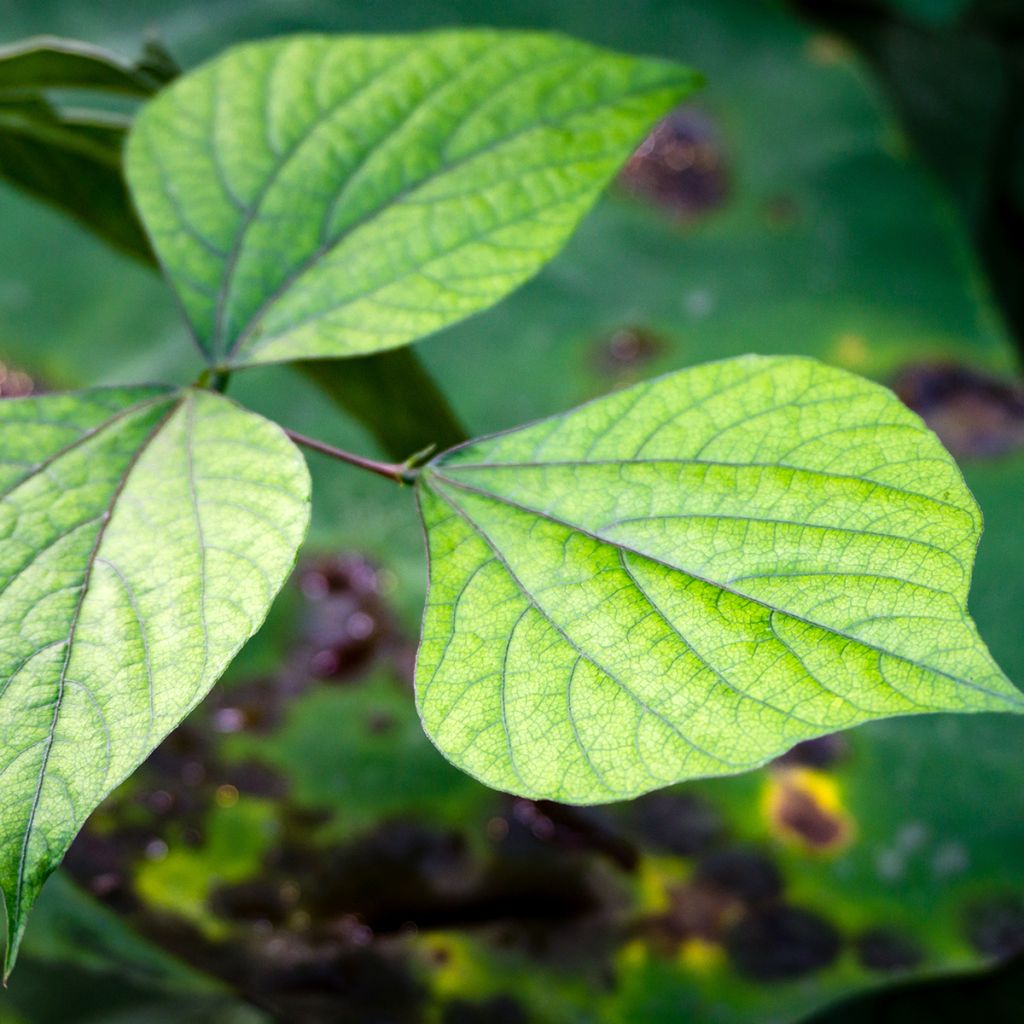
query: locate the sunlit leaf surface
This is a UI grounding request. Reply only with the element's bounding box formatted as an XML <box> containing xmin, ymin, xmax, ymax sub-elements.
<box><xmin>417</xmin><ymin>355</ymin><xmax>1022</xmax><ymax>802</ymax></box>
<box><xmin>0</xmin><ymin>387</ymin><xmax>309</xmax><ymax>976</ymax></box>
<box><xmin>126</xmin><ymin>30</ymin><xmax>700</xmax><ymax>367</ymax></box>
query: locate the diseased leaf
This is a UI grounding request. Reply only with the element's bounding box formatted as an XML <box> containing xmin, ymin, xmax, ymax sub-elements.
<box><xmin>415</xmin><ymin>355</ymin><xmax>1023</xmax><ymax>803</ymax></box>
<box><xmin>0</xmin><ymin>387</ymin><xmax>310</xmax><ymax>977</ymax></box>
<box><xmin>125</xmin><ymin>30</ymin><xmax>701</xmax><ymax>368</ymax></box>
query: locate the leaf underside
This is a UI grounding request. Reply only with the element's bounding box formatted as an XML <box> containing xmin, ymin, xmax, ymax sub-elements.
<box><xmin>415</xmin><ymin>355</ymin><xmax>1023</xmax><ymax>804</ymax></box>
<box><xmin>0</xmin><ymin>35</ymin><xmax>172</xmax><ymax>95</ymax></box>
<box><xmin>0</xmin><ymin>387</ymin><xmax>310</xmax><ymax>977</ymax></box>
<box><xmin>125</xmin><ymin>30</ymin><xmax>700</xmax><ymax>368</ymax></box>
<box><xmin>0</xmin><ymin>37</ymin><xmax>170</xmax><ymax>261</ymax></box>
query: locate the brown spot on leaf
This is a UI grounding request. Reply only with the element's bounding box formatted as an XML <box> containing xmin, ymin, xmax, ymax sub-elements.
<box><xmin>630</xmin><ymin>792</ymin><xmax>726</xmax><ymax>857</ymax></box>
<box><xmin>694</xmin><ymin>848</ymin><xmax>784</xmax><ymax>908</ymax></box>
<box><xmin>855</xmin><ymin>928</ymin><xmax>925</xmax><ymax>972</ymax></box>
<box><xmin>725</xmin><ymin>905</ymin><xmax>842</xmax><ymax>981</ymax></box>
<box><xmin>591</xmin><ymin>326</ymin><xmax>666</xmax><ymax>379</ymax></box>
<box><xmin>763</xmin><ymin>768</ymin><xmax>854</xmax><ymax>854</ymax></box>
<box><xmin>774</xmin><ymin>734</ymin><xmax>850</xmax><ymax>770</ymax></box>
<box><xmin>893</xmin><ymin>363</ymin><xmax>1024</xmax><ymax>459</ymax></box>
<box><xmin>620</xmin><ymin>106</ymin><xmax>729</xmax><ymax>219</ymax></box>
<box><xmin>966</xmin><ymin>896</ymin><xmax>1024</xmax><ymax>960</ymax></box>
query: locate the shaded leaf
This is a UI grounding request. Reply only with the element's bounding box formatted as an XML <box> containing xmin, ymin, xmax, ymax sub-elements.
<box><xmin>0</xmin><ymin>35</ymin><xmax>172</xmax><ymax>95</ymax></box>
<box><xmin>125</xmin><ymin>30</ymin><xmax>701</xmax><ymax>367</ymax></box>
<box><xmin>415</xmin><ymin>355</ymin><xmax>1022</xmax><ymax>803</ymax></box>
<box><xmin>295</xmin><ymin>350</ymin><xmax>466</xmax><ymax>460</ymax></box>
<box><xmin>0</xmin><ymin>35</ymin><xmax>174</xmax><ymax>262</ymax></box>
<box><xmin>0</xmin><ymin>100</ymin><xmax>151</xmax><ymax>261</ymax></box>
<box><xmin>0</xmin><ymin>387</ymin><xmax>310</xmax><ymax>977</ymax></box>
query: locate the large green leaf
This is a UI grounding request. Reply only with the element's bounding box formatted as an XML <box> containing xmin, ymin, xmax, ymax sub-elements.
<box><xmin>416</xmin><ymin>355</ymin><xmax>1022</xmax><ymax>803</ymax></box>
<box><xmin>0</xmin><ymin>387</ymin><xmax>310</xmax><ymax>978</ymax></box>
<box><xmin>125</xmin><ymin>30</ymin><xmax>701</xmax><ymax>368</ymax></box>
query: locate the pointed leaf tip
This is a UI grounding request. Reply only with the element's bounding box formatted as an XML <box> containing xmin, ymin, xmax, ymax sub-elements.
<box><xmin>415</xmin><ymin>355</ymin><xmax>1022</xmax><ymax>804</ymax></box>
<box><xmin>0</xmin><ymin>387</ymin><xmax>310</xmax><ymax>975</ymax></box>
<box><xmin>126</xmin><ymin>30</ymin><xmax>700</xmax><ymax>367</ymax></box>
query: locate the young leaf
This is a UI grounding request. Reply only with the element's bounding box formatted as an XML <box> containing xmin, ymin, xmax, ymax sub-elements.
<box><xmin>0</xmin><ymin>387</ymin><xmax>310</xmax><ymax>978</ymax></box>
<box><xmin>125</xmin><ymin>31</ymin><xmax>701</xmax><ymax>368</ymax></box>
<box><xmin>415</xmin><ymin>355</ymin><xmax>1023</xmax><ymax>804</ymax></box>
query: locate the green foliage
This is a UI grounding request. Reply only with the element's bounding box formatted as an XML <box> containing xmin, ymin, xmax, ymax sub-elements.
<box><xmin>0</xmin><ymin>36</ymin><xmax>173</xmax><ymax>94</ymax></box>
<box><xmin>416</xmin><ymin>355</ymin><xmax>1021</xmax><ymax>801</ymax></box>
<box><xmin>125</xmin><ymin>31</ymin><xmax>701</xmax><ymax>367</ymax></box>
<box><xmin>0</xmin><ymin>388</ymin><xmax>309</xmax><ymax>976</ymax></box>
<box><xmin>0</xmin><ymin>20</ymin><xmax>1020</xmax><ymax>996</ymax></box>
<box><xmin>0</xmin><ymin>36</ymin><xmax>175</xmax><ymax>262</ymax></box>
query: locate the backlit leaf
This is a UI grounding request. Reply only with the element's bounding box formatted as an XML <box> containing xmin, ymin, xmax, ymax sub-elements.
<box><xmin>125</xmin><ymin>30</ymin><xmax>701</xmax><ymax>367</ymax></box>
<box><xmin>415</xmin><ymin>355</ymin><xmax>1022</xmax><ymax>803</ymax></box>
<box><xmin>0</xmin><ymin>387</ymin><xmax>310</xmax><ymax>977</ymax></box>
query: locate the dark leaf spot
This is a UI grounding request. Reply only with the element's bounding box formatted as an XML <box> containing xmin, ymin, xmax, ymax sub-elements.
<box><xmin>591</xmin><ymin>326</ymin><xmax>665</xmax><ymax>379</ymax></box>
<box><xmin>630</xmin><ymin>792</ymin><xmax>726</xmax><ymax>857</ymax></box>
<box><xmin>725</xmin><ymin>906</ymin><xmax>842</xmax><ymax>981</ymax></box>
<box><xmin>893</xmin><ymin>363</ymin><xmax>1024</xmax><ymax>459</ymax></box>
<box><xmin>855</xmin><ymin>928</ymin><xmax>925</xmax><ymax>972</ymax></box>
<box><xmin>694</xmin><ymin>847</ymin><xmax>784</xmax><ymax>908</ymax></box>
<box><xmin>775</xmin><ymin>734</ymin><xmax>850</xmax><ymax>769</ymax></box>
<box><xmin>966</xmin><ymin>896</ymin><xmax>1024</xmax><ymax>959</ymax></box>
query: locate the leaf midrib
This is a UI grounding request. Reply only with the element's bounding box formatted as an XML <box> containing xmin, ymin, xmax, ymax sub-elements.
<box><xmin>209</xmin><ymin>54</ymin><xmax>688</xmax><ymax>363</ymax></box>
<box><xmin>426</xmin><ymin>470</ymin><xmax>1023</xmax><ymax>709</ymax></box>
<box><xmin>421</xmin><ymin>482</ymin><xmax>744</xmax><ymax>782</ymax></box>
<box><xmin>8</xmin><ymin>394</ymin><xmax>181</xmax><ymax>949</ymax></box>
<box><xmin>439</xmin><ymin>457</ymin><xmax>978</xmax><ymax>526</ymax></box>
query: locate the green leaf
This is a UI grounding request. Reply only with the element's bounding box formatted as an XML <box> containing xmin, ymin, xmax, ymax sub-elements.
<box><xmin>0</xmin><ymin>387</ymin><xmax>310</xmax><ymax>978</ymax></box>
<box><xmin>0</xmin><ymin>36</ymin><xmax>173</xmax><ymax>96</ymax></box>
<box><xmin>125</xmin><ymin>30</ymin><xmax>701</xmax><ymax>368</ymax></box>
<box><xmin>415</xmin><ymin>355</ymin><xmax>1023</xmax><ymax>804</ymax></box>
<box><xmin>0</xmin><ymin>101</ymin><xmax>152</xmax><ymax>261</ymax></box>
<box><xmin>0</xmin><ymin>36</ymin><xmax>174</xmax><ymax>263</ymax></box>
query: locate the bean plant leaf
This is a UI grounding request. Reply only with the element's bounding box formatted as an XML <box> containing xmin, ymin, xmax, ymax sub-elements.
<box><xmin>0</xmin><ymin>35</ymin><xmax>175</xmax><ymax>95</ymax></box>
<box><xmin>0</xmin><ymin>387</ymin><xmax>310</xmax><ymax>978</ymax></box>
<box><xmin>125</xmin><ymin>30</ymin><xmax>701</xmax><ymax>368</ymax></box>
<box><xmin>415</xmin><ymin>355</ymin><xmax>1023</xmax><ymax>804</ymax></box>
<box><xmin>0</xmin><ymin>36</ymin><xmax>176</xmax><ymax>262</ymax></box>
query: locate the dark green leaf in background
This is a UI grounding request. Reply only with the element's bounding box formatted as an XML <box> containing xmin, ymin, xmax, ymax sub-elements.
<box><xmin>0</xmin><ymin>36</ymin><xmax>176</xmax><ymax>262</ymax></box>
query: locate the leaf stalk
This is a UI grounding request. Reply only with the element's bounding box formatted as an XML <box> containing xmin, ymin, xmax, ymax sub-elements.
<box><xmin>284</xmin><ymin>428</ymin><xmax>422</xmax><ymax>484</ymax></box>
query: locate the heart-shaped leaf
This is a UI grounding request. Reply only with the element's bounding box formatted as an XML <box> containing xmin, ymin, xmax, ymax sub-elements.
<box><xmin>0</xmin><ymin>387</ymin><xmax>310</xmax><ymax>977</ymax></box>
<box><xmin>125</xmin><ymin>31</ymin><xmax>700</xmax><ymax>368</ymax></box>
<box><xmin>415</xmin><ymin>355</ymin><xmax>1023</xmax><ymax>803</ymax></box>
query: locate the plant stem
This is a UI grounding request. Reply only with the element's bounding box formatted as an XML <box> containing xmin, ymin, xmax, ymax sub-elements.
<box><xmin>193</xmin><ymin>368</ymin><xmax>231</xmax><ymax>393</ymax></box>
<box><xmin>295</xmin><ymin>350</ymin><xmax>467</xmax><ymax>461</ymax></box>
<box><xmin>284</xmin><ymin>429</ymin><xmax>419</xmax><ymax>484</ymax></box>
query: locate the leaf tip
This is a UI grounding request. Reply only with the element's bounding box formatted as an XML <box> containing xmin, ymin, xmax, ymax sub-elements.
<box><xmin>2</xmin><ymin>908</ymin><xmax>23</xmax><ymax>986</ymax></box>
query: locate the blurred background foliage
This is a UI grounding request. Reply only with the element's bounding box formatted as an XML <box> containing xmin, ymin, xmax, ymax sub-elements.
<box><xmin>2</xmin><ymin>0</ymin><xmax>1024</xmax><ymax>1021</ymax></box>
